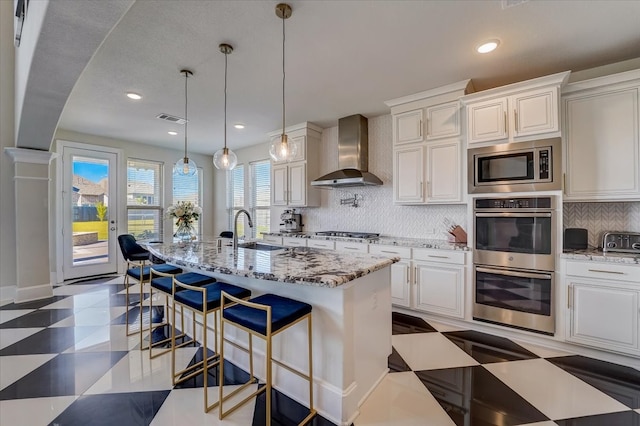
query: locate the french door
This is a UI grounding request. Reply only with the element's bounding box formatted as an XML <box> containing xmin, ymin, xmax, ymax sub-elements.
<box><xmin>60</xmin><ymin>143</ymin><xmax>120</xmax><ymax>280</ymax></box>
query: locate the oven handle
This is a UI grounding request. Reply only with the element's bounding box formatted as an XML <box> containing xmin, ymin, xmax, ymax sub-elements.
<box><xmin>476</xmin><ymin>266</ymin><xmax>552</xmax><ymax>280</ymax></box>
<box><xmin>474</xmin><ymin>212</ymin><xmax>552</xmax><ymax>218</ymax></box>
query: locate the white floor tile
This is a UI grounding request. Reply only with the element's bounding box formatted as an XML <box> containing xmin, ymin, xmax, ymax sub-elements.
<box><xmin>355</xmin><ymin>371</ymin><xmax>455</xmax><ymax>426</ymax></box>
<box><xmin>50</xmin><ymin>307</ymin><xmax>128</xmax><ymax>327</ymax></box>
<box><xmin>484</xmin><ymin>358</ymin><xmax>629</xmax><ymax>420</ymax></box>
<box><xmin>150</xmin><ymin>384</ymin><xmax>258</xmax><ymax>426</ymax></box>
<box><xmin>84</xmin><ymin>347</ymin><xmax>198</xmax><ymax>394</ymax></box>
<box><xmin>0</xmin><ymin>327</ymin><xmax>43</xmax><ymax>350</ymax></box>
<box><xmin>636</xmin><ymin>409</ymin><xmax>640</xmax><ymax>414</ymax></box>
<box><xmin>62</xmin><ymin>325</ymin><xmax>139</xmax><ymax>353</ymax></box>
<box><xmin>392</xmin><ymin>333</ymin><xmax>479</xmax><ymax>371</ymax></box>
<box><xmin>0</xmin><ymin>396</ymin><xmax>77</xmax><ymax>426</ymax></box>
<box><xmin>512</xmin><ymin>341</ymin><xmax>574</xmax><ymax>359</ymax></box>
<box><xmin>0</xmin><ymin>354</ymin><xmax>57</xmax><ymax>390</ymax></box>
<box><xmin>0</xmin><ymin>309</ymin><xmax>34</xmax><ymax>325</ymax></box>
<box><xmin>42</xmin><ymin>289</ymin><xmax>111</xmax><ymax>310</ymax></box>
<box><xmin>425</xmin><ymin>319</ymin><xmax>467</xmax><ymax>333</ymax></box>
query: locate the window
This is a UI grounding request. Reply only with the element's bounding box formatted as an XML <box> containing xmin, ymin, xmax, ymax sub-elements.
<box><xmin>228</xmin><ymin>165</ymin><xmax>245</xmax><ymax>237</ymax></box>
<box><xmin>251</xmin><ymin>160</ymin><xmax>271</xmax><ymax>238</ymax></box>
<box><xmin>172</xmin><ymin>166</ymin><xmax>203</xmax><ymax>235</ymax></box>
<box><xmin>127</xmin><ymin>159</ymin><xmax>162</xmax><ymax>240</ymax></box>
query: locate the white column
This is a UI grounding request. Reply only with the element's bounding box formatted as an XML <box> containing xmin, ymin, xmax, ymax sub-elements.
<box><xmin>4</xmin><ymin>148</ymin><xmax>57</xmax><ymax>302</ymax></box>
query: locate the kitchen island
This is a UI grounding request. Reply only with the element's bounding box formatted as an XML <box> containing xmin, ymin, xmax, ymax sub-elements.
<box><xmin>146</xmin><ymin>240</ymin><xmax>399</xmax><ymax>425</ymax></box>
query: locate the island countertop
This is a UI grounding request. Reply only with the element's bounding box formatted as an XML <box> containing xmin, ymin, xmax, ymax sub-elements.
<box><xmin>146</xmin><ymin>240</ymin><xmax>399</xmax><ymax>288</ymax></box>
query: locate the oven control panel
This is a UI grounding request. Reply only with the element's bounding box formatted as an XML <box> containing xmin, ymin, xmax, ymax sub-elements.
<box><xmin>475</xmin><ymin>197</ymin><xmax>553</xmax><ymax>210</ymax></box>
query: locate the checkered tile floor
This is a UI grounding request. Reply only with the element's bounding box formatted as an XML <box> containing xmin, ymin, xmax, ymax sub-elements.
<box><xmin>1</xmin><ymin>276</ymin><xmax>639</xmax><ymax>425</ymax></box>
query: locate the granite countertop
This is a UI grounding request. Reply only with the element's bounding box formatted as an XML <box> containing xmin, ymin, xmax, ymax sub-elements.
<box><xmin>146</xmin><ymin>240</ymin><xmax>399</xmax><ymax>288</ymax></box>
<box><xmin>561</xmin><ymin>248</ymin><xmax>640</xmax><ymax>265</ymax></box>
<box><xmin>264</xmin><ymin>232</ymin><xmax>470</xmax><ymax>251</ymax></box>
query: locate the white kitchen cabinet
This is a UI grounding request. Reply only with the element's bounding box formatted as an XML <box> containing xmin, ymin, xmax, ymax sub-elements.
<box><xmin>306</xmin><ymin>239</ymin><xmax>335</xmax><ymax>250</ymax></box>
<box><xmin>462</xmin><ymin>71</ymin><xmax>569</xmax><ymax>145</ymax></box>
<box><xmin>565</xmin><ymin>260</ymin><xmax>640</xmax><ymax>356</ymax></box>
<box><xmin>393</xmin><ymin>145</ymin><xmax>425</xmax><ymax>203</ymax></box>
<box><xmin>282</xmin><ymin>236</ymin><xmax>307</xmax><ymax>247</ymax></box>
<box><xmin>370</xmin><ymin>245</ymin><xmax>413</xmax><ymax>308</ymax></box>
<box><xmin>393</xmin><ymin>109</ymin><xmax>424</xmax><ymax>145</ymax></box>
<box><xmin>262</xmin><ymin>235</ymin><xmax>283</xmax><ymax>245</ymax></box>
<box><xmin>334</xmin><ymin>241</ymin><xmax>369</xmax><ymax>253</ymax></box>
<box><xmin>269</xmin><ymin>123</ymin><xmax>321</xmax><ymax>208</ymax></box>
<box><xmin>562</xmin><ymin>70</ymin><xmax>640</xmax><ymax>201</ymax></box>
<box><xmin>426</xmin><ymin>101</ymin><xmax>461</xmax><ymax>140</ymax></box>
<box><xmin>426</xmin><ymin>139</ymin><xmax>462</xmax><ymax>203</ymax></box>
<box><xmin>414</xmin><ymin>261</ymin><xmax>464</xmax><ymax>319</ymax></box>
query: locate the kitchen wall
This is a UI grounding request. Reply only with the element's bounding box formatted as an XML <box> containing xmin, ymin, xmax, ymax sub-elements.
<box><xmin>563</xmin><ymin>202</ymin><xmax>640</xmax><ymax>248</ymax></box>
<box><xmin>297</xmin><ymin>115</ymin><xmax>468</xmax><ymax>240</ymax></box>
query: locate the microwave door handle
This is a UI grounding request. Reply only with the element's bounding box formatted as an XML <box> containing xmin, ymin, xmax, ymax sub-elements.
<box><xmin>474</xmin><ymin>212</ymin><xmax>552</xmax><ymax>218</ymax></box>
<box><xmin>476</xmin><ymin>266</ymin><xmax>552</xmax><ymax>280</ymax></box>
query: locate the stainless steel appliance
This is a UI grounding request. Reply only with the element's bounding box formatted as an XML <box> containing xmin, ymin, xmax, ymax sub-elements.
<box><xmin>473</xmin><ymin>196</ymin><xmax>557</xmax><ymax>335</ymax></box>
<box><xmin>315</xmin><ymin>231</ymin><xmax>380</xmax><ymax>239</ymax></box>
<box><xmin>468</xmin><ymin>138</ymin><xmax>561</xmax><ymax>194</ymax></box>
<box><xmin>602</xmin><ymin>231</ymin><xmax>640</xmax><ymax>254</ymax></box>
<box><xmin>279</xmin><ymin>209</ymin><xmax>303</xmax><ymax>233</ymax></box>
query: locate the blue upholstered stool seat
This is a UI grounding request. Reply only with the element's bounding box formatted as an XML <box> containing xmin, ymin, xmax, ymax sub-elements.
<box><xmin>150</xmin><ymin>272</ymin><xmax>216</xmax><ymax>294</ymax></box>
<box><xmin>222</xmin><ymin>293</ymin><xmax>312</xmax><ymax>335</ymax></box>
<box><xmin>128</xmin><ymin>263</ymin><xmax>182</xmax><ymax>281</ymax></box>
<box><xmin>175</xmin><ymin>282</ymin><xmax>251</xmax><ymax>311</ymax></box>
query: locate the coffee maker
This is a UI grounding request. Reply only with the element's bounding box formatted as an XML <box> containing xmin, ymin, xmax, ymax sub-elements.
<box><xmin>280</xmin><ymin>209</ymin><xmax>303</xmax><ymax>233</ymax></box>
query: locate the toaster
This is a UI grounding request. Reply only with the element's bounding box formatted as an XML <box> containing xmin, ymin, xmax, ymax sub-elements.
<box><xmin>601</xmin><ymin>231</ymin><xmax>640</xmax><ymax>254</ymax></box>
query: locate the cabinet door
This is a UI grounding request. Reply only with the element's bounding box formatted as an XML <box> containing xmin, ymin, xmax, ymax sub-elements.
<box><xmin>271</xmin><ymin>164</ymin><xmax>288</xmax><ymax>206</ymax></box>
<box><xmin>414</xmin><ymin>262</ymin><xmax>464</xmax><ymax>318</ymax></box>
<box><xmin>391</xmin><ymin>260</ymin><xmax>411</xmax><ymax>308</ymax></box>
<box><xmin>394</xmin><ymin>109</ymin><xmax>424</xmax><ymax>145</ymax></box>
<box><xmin>426</xmin><ymin>101</ymin><xmax>460</xmax><ymax>140</ymax></box>
<box><xmin>287</xmin><ymin>162</ymin><xmax>307</xmax><ymax>206</ymax></box>
<box><xmin>513</xmin><ymin>87</ymin><xmax>558</xmax><ymax>137</ymax></box>
<box><xmin>568</xmin><ymin>281</ymin><xmax>639</xmax><ymax>354</ymax></box>
<box><xmin>394</xmin><ymin>145</ymin><xmax>425</xmax><ymax>204</ymax></box>
<box><xmin>467</xmin><ymin>98</ymin><xmax>508</xmax><ymax>144</ymax></box>
<box><xmin>564</xmin><ymin>86</ymin><xmax>640</xmax><ymax>200</ymax></box>
<box><xmin>426</xmin><ymin>140</ymin><xmax>462</xmax><ymax>203</ymax></box>
<box><xmin>334</xmin><ymin>241</ymin><xmax>368</xmax><ymax>253</ymax></box>
<box><xmin>282</xmin><ymin>237</ymin><xmax>307</xmax><ymax>247</ymax></box>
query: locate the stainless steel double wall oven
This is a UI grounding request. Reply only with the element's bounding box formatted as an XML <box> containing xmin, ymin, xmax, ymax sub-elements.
<box><xmin>472</xmin><ymin>196</ymin><xmax>557</xmax><ymax>335</ymax></box>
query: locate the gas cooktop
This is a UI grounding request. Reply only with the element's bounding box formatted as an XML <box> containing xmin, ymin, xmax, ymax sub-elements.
<box><xmin>315</xmin><ymin>231</ymin><xmax>380</xmax><ymax>239</ymax></box>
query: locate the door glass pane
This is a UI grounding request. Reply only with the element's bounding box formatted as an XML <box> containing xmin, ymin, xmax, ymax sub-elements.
<box><xmin>475</xmin><ymin>216</ymin><xmax>551</xmax><ymax>254</ymax></box>
<box><xmin>71</xmin><ymin>155</ymin><xmax>110</xmax><ymax>266</ymax></box>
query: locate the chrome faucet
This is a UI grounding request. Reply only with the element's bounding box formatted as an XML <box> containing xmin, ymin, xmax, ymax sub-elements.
<box><xmin>233</xmin><ymin>209</ymin><xmax>254</xmax><ymax>250</ymax></box>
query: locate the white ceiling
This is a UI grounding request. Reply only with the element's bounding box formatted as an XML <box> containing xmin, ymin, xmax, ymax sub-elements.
<box><xmin>58</xmin><ymin>0</ymin><xmax>640</xmax><ymax>155</ymax></box>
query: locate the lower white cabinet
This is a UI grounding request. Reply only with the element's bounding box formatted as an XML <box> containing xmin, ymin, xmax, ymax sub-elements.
<box><xmin>306</xmin><ymin>239</ymin><xmax>335</xmax><ymax>250</ymax></box>
<box><xmin>334</xmin><ymin>241</ymin><xmax>369</xmax><ymax>253</ymax></box>
<box><xmin>370</xmin><ymin>245</ymin><xmax>412</xmax><ymax>308</ymax></box>
<box><xmin>565</xmin><ymin>260</ymin><xmax>640</xmax><ymax>356</ymax></box>
<box><xmin>262</xmin><ymin>235</ymin><xmax>283</xmax><ymax>245</ymax></box>
<box><xmin>282</xmin><ymin>236</ymin><xmax>307</xmax><ymax>247</ymax></box>
<box><xmin>414</xmin><ymin>261</ymin><xmax>464</xmax><ymax>319</ymax></box>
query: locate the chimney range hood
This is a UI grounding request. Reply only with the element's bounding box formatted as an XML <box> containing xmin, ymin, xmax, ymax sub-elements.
<box><xmin>311</xmin><ymin>114</ymin><xmax>383</xmax><ymax>188</ymax></box>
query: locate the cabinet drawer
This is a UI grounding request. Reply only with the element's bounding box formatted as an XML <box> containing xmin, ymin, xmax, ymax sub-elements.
<box><xmin>369</xmin><ymin>244</ymin><xmax>411</xmax><ymax>259</ymax></box>
<box><xmin>412</xmin><ymin>248</ymin><xmax>466</xmax><ymax>265</ymax></box>
<box><xmin>335</xmin><ymin>241</ymin><xmax>369</xmax><ymax>253</ymax></box>
<box><xmin>262</xmin><ymin>235</ymin><xmax>283</xmax><ymax>245</ymax></box>
<box><xmin>307</xmin><ymin>240</ymin><xmax>335</xmax><ymax>250</ymax></box>
<box><xmin>282</xmin><ymin>237</ymin><xmax>307</xmax><ymax>247</ymax></box>
<box><xmin>566</xmin><ymin>261</ymin><xmax>640</xmax><ymax>284</ymax></box>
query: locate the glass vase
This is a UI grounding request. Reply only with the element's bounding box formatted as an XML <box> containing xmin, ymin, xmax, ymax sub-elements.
<box><xmin>174</xmin><ymin>222</ymin><xmax>195</xmax><ymax>243</ymax></box>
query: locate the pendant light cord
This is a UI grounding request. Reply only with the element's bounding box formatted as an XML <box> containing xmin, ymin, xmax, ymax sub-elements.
<box><xmin>184</xmin><ymin>71</ymin><xmax>189</xmax><ymax>159</ymax></box>
<box><xmin>224</xmin><ymin>50</ymin><xmax>228</xmax><ymax>150</ymax></box>
<box><xmin>281</xmin><ymin>12</ymin><xmax>286</xmax><ymax>139</ymax></box>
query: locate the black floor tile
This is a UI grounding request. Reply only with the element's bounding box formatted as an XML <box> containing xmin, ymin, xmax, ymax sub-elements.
<box><xmin>49</xmin><ymin>390</ymin><xmax>170</xmax><ymax>426</ymax></box>
<box><xmin>388</xmin><ymin>347</ymin><xmax>411</xmax><ymax>373</ymax></box>
<box><xmin>415</xmin><ymin>365</ymin><xmax>549</xmax><ymax>426</ymax></box>
<box><xmin>173</xmin><ymin>347</ymin><xmax>251</xmax><ymax>389</ymax></box>
<box><xmin>555</xmin><ymin>410</ymin><xmax>640</xmax><ymax>426</ymax></box>
<box><xmin>548</xmin><ymin>355</ymin><xmax>640</xmax><ymax>409</ymax></box>
<box><xmin>0</xmin><ymin>309</ymin><xmax>76</xmax><ymax>328</ymax></box>
<box><xmin>0</xmin><ymin>351</ymin><xmax>128</xmax><ymax>400</ymax></box>
<box><xmin>442</xmin><ymin>330</ymin><xmax>539</xmax><ymax>364</ymax></box>
<box><xmin>391</xmin><ymin>312</ymin><xmax>437</xmax><ymax>334</ymax></box>
<box><xmin>0</xmin><ymin>326</ymin><xmax>101</xmax><ymax>355</ymax></box>
<box><xmin>110</xmin><ymin>305</ymin><xmax>158</xmax><ymax>326</ymax></box>
<box><xmin>0</xmin><ymin>296</ymin><xmax>68</xmax><ymax>311</ymax></box>
<box><xmin>252</xmin><ymin>387</ymin><xmax>336</xmax><ymax>426</ymax></box>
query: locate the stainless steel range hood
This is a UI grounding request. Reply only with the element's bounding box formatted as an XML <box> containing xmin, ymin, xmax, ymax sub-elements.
<box><xmin>311</xmin><ymin>114</ymin><xmax>383</xmax><ymax>188</ymax></box>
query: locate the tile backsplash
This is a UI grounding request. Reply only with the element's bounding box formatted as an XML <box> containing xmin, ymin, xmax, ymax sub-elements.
<box><xmin>563</xmin><ymin>202</ymin><xmax>640</xmax><ymax>247</ymax></box>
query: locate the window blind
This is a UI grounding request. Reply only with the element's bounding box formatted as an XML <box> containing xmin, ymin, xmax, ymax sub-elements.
<box><xmin>127</xmin><ymin>159</ymin><xmax>163</xmax><ymax>240</ymax></box>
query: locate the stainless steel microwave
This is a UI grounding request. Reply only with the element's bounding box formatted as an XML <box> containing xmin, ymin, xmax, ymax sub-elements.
<box><xmin>468</xmin><ymin>138</ymin><xmax>562</xmax><ymax>194</ymax></box>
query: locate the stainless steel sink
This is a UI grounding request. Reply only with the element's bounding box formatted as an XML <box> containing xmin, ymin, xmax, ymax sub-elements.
<box><xmin>237</xmin><ymin>242</ymin><xmax>285</xmax><ymax>251</ymax></box>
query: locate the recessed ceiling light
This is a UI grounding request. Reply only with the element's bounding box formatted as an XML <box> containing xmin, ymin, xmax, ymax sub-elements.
<box><xmin>234</xmin><ymin>124</ymin><xmax>245</xmax><ymax>129</ymax></box>
<box><xmin>168</xmin><ymin>131</ymin><xmax>178</xmax><ymax>136</ymax></box>
<box><xmin>476</xmin><ymin>40</ymin><xmax>500</xmax><ymax>54</ymax></box>
<box><xmin>126</xmin><ymin>92</ymin><xmax>142</xmax><ymax>100</ymax></box>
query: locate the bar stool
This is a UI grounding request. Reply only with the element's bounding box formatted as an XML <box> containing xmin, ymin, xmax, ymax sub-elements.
<box><xmin>219</xmin><ymin>292</ymin><xmax>316</xmax><ymax>426</ymax></box>
<box><xmin>172</xmin><ymin>278</ymin><xmax>251</xmax><ymax>412</ymax></box>
<box><xmin>144</xmin><ymin>268</ymin><xmax>216</xmax><ymax>358</ymax></box>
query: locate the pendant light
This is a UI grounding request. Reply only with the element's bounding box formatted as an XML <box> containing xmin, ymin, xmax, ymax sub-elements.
<box><xmin>174</xmin><ymin>69</ymin><xmax>198</xmax><ymax>176</ymax></box>
<box><xmin>269</xmin><ymin>3</ymin><xmax>297</xmax><ymax>162</ymax></box>
<box><xmin>213</xmin><ymin>43</ymin><xmax>238</xmax><ymax>171</ymax></box>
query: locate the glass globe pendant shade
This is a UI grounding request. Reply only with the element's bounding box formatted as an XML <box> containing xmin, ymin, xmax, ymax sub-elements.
<box><xmin>174</xmin><ymin>157</ymin><xmax>198</xmax><ymax>176</ymax></box>
<box><xmin>213</xmin><ymin>146</ymin><xmax>237</xmax><ymax>170</ymax></box>
<box><xmin>269</xmin><ymin>134</ymin><xmax>297</xmax><ymax>162</ymax></box>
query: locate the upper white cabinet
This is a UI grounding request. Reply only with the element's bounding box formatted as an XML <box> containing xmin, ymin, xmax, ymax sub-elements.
<box><xmin>562</xmin><ymin>69</ymin><xmax>640</xmax><ymax>201</ymax></box>
<box><xmin>462</xmin><ymin>71</ymin><xmax>570</xmax><ymax>145</ymax></box>
<box><xmin>269</xmin><ymin>123</ymin><xmax>322</xmax><ymax>207</ymax></box>
<box><xmin>386</xmin><ymin>80</ymin><xmax>473</xmax><ymax>205</ymax></box>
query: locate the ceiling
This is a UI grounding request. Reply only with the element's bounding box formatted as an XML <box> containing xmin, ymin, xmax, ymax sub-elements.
<box><xmin>58</xmin><ymin>0</ymin><xmax>640</xmax><ymax>155</ymax></box>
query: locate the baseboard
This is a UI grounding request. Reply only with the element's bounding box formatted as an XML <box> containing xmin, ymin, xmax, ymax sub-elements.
<box><xmin>0</xmin><ymin>285</ymin><xmax>16</xmax><ymax>306</ymax></box>
<box><xmin>14</xmin><ymin>282</ymin><xmax>54</xmax><ymax>303</ymax></box>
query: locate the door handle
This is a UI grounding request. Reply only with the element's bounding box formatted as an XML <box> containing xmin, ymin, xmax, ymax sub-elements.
<box><xmin>110</xmin><ymin>227</ymin><xmax>116</xmax><ymax>231</ymax></box>
<box><xmin>514</xmin><ymin>109</ymin><xmax>518</xmax><ymax>132</ymax></box>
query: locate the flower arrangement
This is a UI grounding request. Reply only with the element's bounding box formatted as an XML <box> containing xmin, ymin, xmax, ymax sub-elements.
<box><xmin>167</xmin><ymin>201</ymin><xmax>202</xmax><ymax>241</ymax></box>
